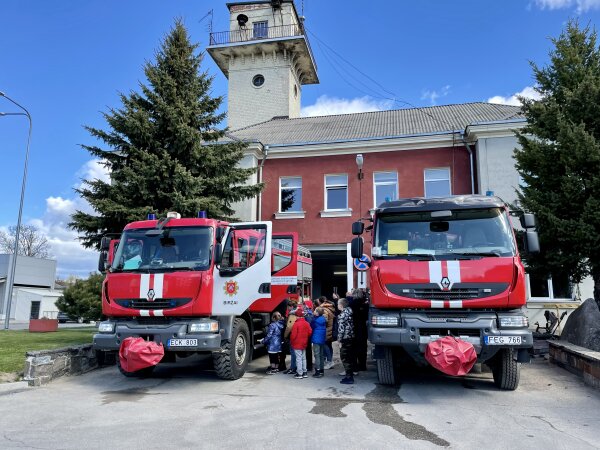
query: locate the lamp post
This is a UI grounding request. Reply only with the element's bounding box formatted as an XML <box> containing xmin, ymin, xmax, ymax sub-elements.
<box><xmin>356</xmin><ymin>154</ymin><xmax>364</xmax><ymax>218</ymax></box>
<box><xmin>0</xmin><ymin>92</ymin><xmax>32</xmax><ymax>330</ymax></box>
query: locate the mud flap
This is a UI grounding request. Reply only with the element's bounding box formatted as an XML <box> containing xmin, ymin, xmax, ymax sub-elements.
<box><xmin>517</xmin><ymin>348</ymin><xmax>531</xmax><ymax>363</ymax></box>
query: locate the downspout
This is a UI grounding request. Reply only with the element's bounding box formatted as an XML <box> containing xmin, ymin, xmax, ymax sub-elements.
<box><xmin>462</xmin><ymin>133</ymin><xmax>476</xmax><ymax>194</ymax></box>
<box><xmin>257</xmin><ymin>144</ymin><xmax>269</xmax><ymax>221</ymax></box>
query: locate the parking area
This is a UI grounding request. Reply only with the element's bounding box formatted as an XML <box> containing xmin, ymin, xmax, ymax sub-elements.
<box><xmin>1</xmin><ymin>353</ymin><xmax>599</xmax><ymax>449</ymax></box>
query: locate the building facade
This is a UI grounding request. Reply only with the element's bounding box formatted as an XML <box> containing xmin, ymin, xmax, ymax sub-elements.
<box><xmin>210</xmin><ymin>1</ymin><xmax>589</xmax><ymax>307</ymax></box>
<box><xmin>0</xmin><ymin>254</ymin><xmax>61</xmax><ymax>322</ymax></box>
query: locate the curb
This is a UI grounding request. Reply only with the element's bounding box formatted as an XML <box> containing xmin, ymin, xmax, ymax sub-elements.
<box><xmin>0</xmin><ymin>381</ymin><xmax>30</xmax><ymax>395</ymax></box>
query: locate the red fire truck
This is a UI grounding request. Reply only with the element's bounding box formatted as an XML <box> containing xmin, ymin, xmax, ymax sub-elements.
<box><xmin>93</xmin><ymin>212</ymin><xmax>311</xmax><ymax>379</ymax></box>
<box><xmin>351</xmin><ymin>195</ymin><xmax>540</xmax><ymax>390</ymax></box>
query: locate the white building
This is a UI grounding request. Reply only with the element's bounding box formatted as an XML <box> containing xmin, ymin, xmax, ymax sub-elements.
<box><xmin>0</xmin><ymin>254</ymin><xmax>61</xmax><ymax>322</ymax></box>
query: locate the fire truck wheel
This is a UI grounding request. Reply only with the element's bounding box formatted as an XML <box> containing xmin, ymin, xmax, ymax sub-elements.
<box><xmin>213</xmin><ymin>318</ymin><xmax>251</xmax><ymax>380</ymax></box>
<box><xmin>492</xmin><ymin>348</ymin><xmax>520</xmax><ymax>390</ymax></box>
<box><xmin>116</xmin><ymin>359</ymin><xmax>155</xmax><ymax>378</ymax></box>
<box><xmin>376</xmin><ymin>347</ymin><xmax>397</xmax><ymax>385</ymax></box>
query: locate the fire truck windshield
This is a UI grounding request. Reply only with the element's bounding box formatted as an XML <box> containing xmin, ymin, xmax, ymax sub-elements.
<box><xmin>111</xmin><ymin>226</ymin><xmax>213</xmax><ymax>272</ymax></box>
<box><xmin>374</xmin><ymin>207</ymin><xmax>516</xmax><ymax>259</ymax></box>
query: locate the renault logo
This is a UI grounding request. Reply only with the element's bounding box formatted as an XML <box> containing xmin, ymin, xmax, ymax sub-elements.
<box><xmin>440</xmin><ymin>277</ymin><xmax>451</xmax><ymax>291</ymax></box>
<box><xmin>147</xmin><ymin>289</ymin><xmax>156</xmax><ymax>302</ymax></box>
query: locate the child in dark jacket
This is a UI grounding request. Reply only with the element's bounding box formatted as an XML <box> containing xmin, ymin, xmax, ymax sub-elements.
<box><xmin>290</xmin><ymin>306</ymin><xmax>312</xmax><ymax>379</ymax></box>
<box><xmin>262</xmin><ymin>312</ymin><xmax>284</xmax><ymax>374</ymax></box>
<box><xmin>337</xmin><ymin>297</ymin><xmax>356</xmax><ymax>384</ymax></box>
<box><xmin>311</xmin><ymin>307</ymin><xmax>327</xmax><ymax>377</ymax></box>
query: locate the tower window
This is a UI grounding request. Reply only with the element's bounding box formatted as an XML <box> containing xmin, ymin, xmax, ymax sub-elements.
<box><xmin>252</xmin><ymin>74</ymin><xmax>265</xmax><ymax>87</ymax></box>
<box><xmin>294</xmin><ymin>84</ymin><xmax>298</xmax><ymax>98</ymax></box>
<box><xmin>253</xmin><ymin>21</ymin><xmax>268</xmax><ymax>39</ymax></box>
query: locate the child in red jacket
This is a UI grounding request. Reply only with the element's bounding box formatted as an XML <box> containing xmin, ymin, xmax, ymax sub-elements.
<box><xmin>290</xmin><ymin>306</ymin><xmax>312</xmax><ymax>379</ymax></box>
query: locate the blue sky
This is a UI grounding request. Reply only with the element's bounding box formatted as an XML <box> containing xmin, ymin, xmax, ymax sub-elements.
<box><xmin>1</xmin><ymin>0</ymin><xmax>600</xmax><ymax>277</ymax></box>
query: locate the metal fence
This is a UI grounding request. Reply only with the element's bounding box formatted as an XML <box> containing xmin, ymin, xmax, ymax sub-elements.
<box><xmin>210</xmin><ymin>24</ymin><xmax>303</xmax><ymax>46</ymax></box>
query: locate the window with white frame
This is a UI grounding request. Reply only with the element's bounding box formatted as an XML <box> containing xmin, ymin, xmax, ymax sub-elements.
<box><xmin>424</xmin><ymin>168</ymin><xmax>451</xmax><ymax>198</ymax></box>
<box><xmin>325</xmin><ymin>174</ymin><xmax>348</xmax><ymax>210</ymax></box>
<box><xmin>528</xmin><ymin>273</ymin><xmax>573</xmax><ymax>300</ymax></box>
<box><xmin>279</xmin><ymin>177</ymin><xmax>302</xmax><ymax>212</ymax></box>
<box><xmin>374</xmin><ymin>172</ymin><xmax>398</xmax><ymax>207</ymax></box>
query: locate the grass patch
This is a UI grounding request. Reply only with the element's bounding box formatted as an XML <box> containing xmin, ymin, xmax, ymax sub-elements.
<box><xmin>0</xmin><ymin>327</ymin><xmax>96</xmax><ymax>374</ymax></box>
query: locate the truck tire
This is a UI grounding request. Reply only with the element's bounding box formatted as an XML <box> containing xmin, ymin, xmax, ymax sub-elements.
<box><xmin>377</xmin><ymin>347</ymin><xmax>397</xmax><ymax>385</ymax></box>
<box><xmin>116</xmin><ymin>359</ymin><xmax>155</xmax><ymax>378</ymax></box>
<box><xmin>492</xmin><ymin>348</ymin><xmax>520</xmax><ymax>390</ymax></box>
<box><xmin>213</xmin><ymin>318</ymin><xmax>251</xmax><ymax>380</ymax></box>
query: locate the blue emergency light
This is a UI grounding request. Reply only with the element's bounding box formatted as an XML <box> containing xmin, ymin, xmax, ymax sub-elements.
<box><xmin>198</xmin><ymin>211</ymin><xmax>207</xmax><ymax>218</ymax></box>
<box><xmin>148</xmin><ymin>213</ymin><xmax>156</xmax><ymax>220</ymax></box>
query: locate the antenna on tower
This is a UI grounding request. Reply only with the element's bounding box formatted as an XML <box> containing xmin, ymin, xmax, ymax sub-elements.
<box><xmin>199</xmin><ymin>9</ymin><xmax>213</xmax><ymax>33</ymax></box>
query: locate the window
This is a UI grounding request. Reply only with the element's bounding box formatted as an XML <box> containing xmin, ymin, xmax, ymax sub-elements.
<box><xmin>252</xmin><ymin>74</ymin><xmax>265</xmax><ymax>87</ymax></box>
<box><xmin>279</xmin><ymin>177</ymin><xmax>302</xmax><ymax>212</ymax></box>
<box><xmin>253</xmin><ymin>21</ymin><xmax>268</xmax><ymax>39</ymax></box>
<box><xmin>528</xmin><ymin>273</ymin><xmax>573</xmax><ymax>300</ymax></box>
<box><xmin>325</xmin><ymin>174</ymin><xmax>348</xmax><ymax>210</ymax></box>
<box><xmin>424</xmin><ymin>168</ymin><xmax>451</xmax><ymax>198</ymax></box>
<box><xmin>220</xmin><ymin>227</ymin><xmax>267</xmax><ymax>271</ymax></box>
<box><xmin>374</xmin><ymin>172</ymin><xmax>398</xmax><ymax>207</ymax></box>
<box><xmin>272</xmin><ymin>237</ymin><xmax>293</xmax><ymax>272</ymax></box>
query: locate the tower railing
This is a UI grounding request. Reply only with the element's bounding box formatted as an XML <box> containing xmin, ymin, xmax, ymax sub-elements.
<box><xmin>210</xmin><ymin>24</ymin><xmax>302</xmax><ymax>46</ymax></box>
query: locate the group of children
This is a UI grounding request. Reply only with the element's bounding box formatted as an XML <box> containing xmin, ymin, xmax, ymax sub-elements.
<box><xmin>261</xmin><ymin>292</ymin><xmax>361</xmax><ymax>385</ymax></box>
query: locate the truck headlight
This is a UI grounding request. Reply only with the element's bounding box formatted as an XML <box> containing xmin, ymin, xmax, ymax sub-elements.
<box><xmin>188</xmin><ymin>320</ymin><xmax>219</xmax><ymax>333</ymax></box>
<box><xmin>371</xmin><ymin>315</ymin><xmax>399</xmax><ymax>326</ymax></box>
<box><xmin>98</xmin><ymin>321</ymin><xmax>115</xmax><ymax>333</ymax></box>
<box><xmin>498</xmin><ymin>316</ymin><xmax>529</xmax><ymax>328</ymax></box>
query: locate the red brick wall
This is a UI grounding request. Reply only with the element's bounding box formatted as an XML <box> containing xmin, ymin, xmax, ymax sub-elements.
<box><xmin>261</xmin><ymin>146</ymin><xmax>472</xmax><ymax>245</ymax></box>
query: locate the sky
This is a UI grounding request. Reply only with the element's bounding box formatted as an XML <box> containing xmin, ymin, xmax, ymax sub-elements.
<box><xmin>1</xmin><ymin>0</ymin><xmax>600</xmax><ymax>278</ymax></box>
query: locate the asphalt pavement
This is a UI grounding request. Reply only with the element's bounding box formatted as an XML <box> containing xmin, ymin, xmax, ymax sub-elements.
<box><xmin>1</xmin><ymin>352</ymin><xmax>599</xmax><ymax>449</ymax></box>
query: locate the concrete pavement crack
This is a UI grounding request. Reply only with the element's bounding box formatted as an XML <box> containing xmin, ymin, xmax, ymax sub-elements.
<box><xmin>2</xmin><ymin>433</ymin><xmax>53</xmax><ymax>450</ymax></box>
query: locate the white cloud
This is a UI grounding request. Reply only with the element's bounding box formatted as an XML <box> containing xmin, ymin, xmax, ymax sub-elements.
<box><xmin>533</xmin><ymin>0</ymin><xmax>600</xmax><ymax>12</ymax></box>
<box><xmin>421</xmin><ymin>85</ymin><xmax>450</xmax><ymax>106</ymax></box>
<box><xmin>3</xmin><ymin>159</ymin><xmax>111</xmax><ymax>278</ymax></box>
<box><xmin>301</xmin><ymin>95</ymin><xmax>393</xmax><ymax>117</ymax></box>
<box><xmin>487</xmin><ymin>86</ymin><xmax>542</xmax><ymax>106</ymax></box>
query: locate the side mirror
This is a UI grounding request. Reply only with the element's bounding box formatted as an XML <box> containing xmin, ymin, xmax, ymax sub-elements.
<box><xmin>352</xmin><ymin>221</ymin><xmax>364</xmax><ymax>235</ymax></box>
<box><xmin>98</xmin><ymin>251</ymin><xmax>108</xmax><ymax>274</ymax></box>
<box><xmin>525</xmin><ymin>231</ymin><xmax>540</xmax><ymax>254</ymax></box>
<box><xmin>214</xmin><ymin>243</ymin><xmax>223</xmax><ymax>266</ymax></box>
<box><xmin>351</xmin><ymin>237</ymin><xmax>363</xmax><ymax>259</ymax></box>
<box><xmin>520</xmin><ymin>213</ymin><xmax>536</xmax><ymax>229</ymax></box>
<box><xmin>100</xmin><ymin>236</ymin><xmax>111</xmax><ymax>251</ymax></box>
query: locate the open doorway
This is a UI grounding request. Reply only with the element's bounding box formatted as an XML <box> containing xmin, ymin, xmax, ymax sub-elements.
<box><xmin>309</xmin><ymin>250</ymin><xmax>347</xmax><ymax>299</ymax></box>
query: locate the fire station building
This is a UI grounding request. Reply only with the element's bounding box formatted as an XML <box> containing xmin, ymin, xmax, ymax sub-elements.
<box><xmin>208</xmin><ymin>0</ymin><xmax>586</xmax><ymax>302</ymax></box>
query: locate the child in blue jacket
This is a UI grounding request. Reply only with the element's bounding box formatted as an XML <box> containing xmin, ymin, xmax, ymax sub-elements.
<box><xmin>311</xmin><ymin>307</ymin><xmax>327</xmax><ymax>378</ymax></box>
<box><xmin>262</xmin><ymin>312</ymin><xmax>284</xmax><ymax>374</ymax></box>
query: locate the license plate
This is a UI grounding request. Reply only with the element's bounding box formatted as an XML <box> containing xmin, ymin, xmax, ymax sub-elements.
<box><xmin>168</xmin><ymin>338</ymin><xmax>198</xmax><ymax>347</ymax></box>
<box><xmin>485</xmin><ymin>336</ymin><xmax>522</xmax><ymax>345</ymax></box>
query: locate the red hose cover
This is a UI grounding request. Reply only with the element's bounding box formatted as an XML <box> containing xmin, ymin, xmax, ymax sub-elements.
<box><xmin>119</xmin><ymin>337</ymin><xmax>164</xmax><ymax>372</ymax></box>
<box><xmin>425</xmin><ymin>336</ymin><xmax>477</xmax><ymax>376</ymax></box>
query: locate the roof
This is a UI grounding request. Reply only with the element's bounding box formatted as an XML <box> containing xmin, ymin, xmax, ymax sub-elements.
<box><xmin>225</xmin><ymin>102</ymin><xmax>524</xmax><ymax>147</ymax></box>
<box><xmin>377</xmin><ymin>195</ymin><xmax>506</xmax><ymax>213</ymax></box>
<box><xmin>17</xmin><ymin>288</ymin><xmax>63</xmax><ymax>297</ymax></box>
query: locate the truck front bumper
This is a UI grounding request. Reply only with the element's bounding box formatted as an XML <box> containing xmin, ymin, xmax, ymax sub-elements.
<box><xmin>369</xmin><ymin>309</ymin><xmax>532</xmax><ymax>363</ymax></box>
<box><xmin>93</xmin><ymin>320</ymin><xmax>224</xmax><ymax>353</ymax></box>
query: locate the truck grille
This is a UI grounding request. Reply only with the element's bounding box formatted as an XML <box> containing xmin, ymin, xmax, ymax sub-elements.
<box><xmin>386</xmin><ymin>283</ymin><xmax>509</xmax><ymax>301</ymax></box>
<box><xmin>413</xmin><ymin>288</ymin><xmax>479</xmax><ymax>300</ymax></box>
<box><xmin>115</xmin><ymin>298</ymin><xmax>192</xmax><ymax>310</ymax></box>
<box><xmin>420</xmin><ymin>328</ymin><xmax>481</xmax><ymax>337</ymax></box>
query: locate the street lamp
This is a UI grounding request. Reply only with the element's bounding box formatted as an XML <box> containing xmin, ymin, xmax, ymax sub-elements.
<box><xmin>0</xmin><ymin>92</ymin><xmax>32</xmax><ymax>330</ymax></box>
<box><xmin>356</xmin><ymin>154</ymin><xmax>364</xmax><ymax>218</ymax></box>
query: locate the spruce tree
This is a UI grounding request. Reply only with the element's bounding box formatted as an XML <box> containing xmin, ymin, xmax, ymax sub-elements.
<box><xmin>70</xmin><ymin>20</ymin><xmax>262</xmax><ymax>248</ymax></box>
<box><xmin>514</xmin><ymin>20</ymin><xmax>600</xmax><ymax>308</ymax></box>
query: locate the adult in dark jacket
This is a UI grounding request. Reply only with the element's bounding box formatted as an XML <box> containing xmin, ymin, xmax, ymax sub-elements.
<box><xmin>348</xmin><ymin>289</ymin><xmax>369</xmax><ymax>371</ymax></box>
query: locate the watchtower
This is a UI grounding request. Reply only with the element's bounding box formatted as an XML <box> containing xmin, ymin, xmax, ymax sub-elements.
<box><xmin>207</xmin><ymin>0</ymin><xmax>319</xmax><ymax>129</ymax></box>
